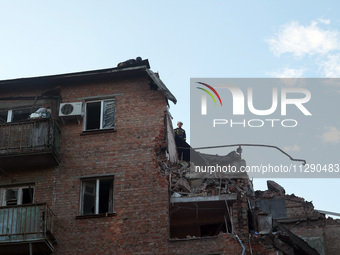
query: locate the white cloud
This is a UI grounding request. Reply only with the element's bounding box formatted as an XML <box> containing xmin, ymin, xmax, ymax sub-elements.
<box><xmin>317</xmin><ymin>18</ymin><xmax>331</xmax><ymax>25</ymax></box>
<box><xmin>267</xmin><ymin>19</ymin><xmax>340</xmax><ymax>57</ymax></box>
<box><xmin>321</xmin><ymin>126</ymin><xmax>340</xmax><ymax>144</ymax></box>
<box><xmin>283</xmin><ymin>145</ymin><xmax>301</xmax><ymax>152</ymax></box>
<box><xmin>319</xmin><ymin>53</ymin><xmax>340</xmax><ymax>77</ymax></box>
<box><xmin>269</xmin><ymin>67</ymin><xmax>306</xmax><ymax>78</ymax></box>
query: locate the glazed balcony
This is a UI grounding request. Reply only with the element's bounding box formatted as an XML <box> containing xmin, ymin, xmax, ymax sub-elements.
<box><xmin>0</xmin><ymin>119</ymin><xmax>60</xmax><ymax>169</ymax></box>
<box><xmin>0</xmin><ymin>203</ymin><xmax>56</xmax><ymax>254</ymax></box>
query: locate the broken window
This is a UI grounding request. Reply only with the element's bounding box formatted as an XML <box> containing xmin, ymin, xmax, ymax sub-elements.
<box><xmin>81</xmin><ymin>178</ymin><xmax>113</xmax><ymax>215</ymax></box>
<box><xmin>1</xmin><ymin>185</ymin><xmax>35</xmax><ymax>206</ymax></box>
<box><xmin>85</xmin><ymin>100</ymin><xmax>115</xmax><ymax>131</ymax></box>
<box><xmin>170</xmin><ymin>200</ymin><xmax>232</xmax><ymax>239</ymax></box>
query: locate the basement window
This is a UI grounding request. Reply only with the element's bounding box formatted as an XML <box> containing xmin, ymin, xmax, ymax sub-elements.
<box><xmin>1</xmin><ymin>186</ymin><xmax>35</xmax><ymax>206</ymax></box>
<box><xmin>80</xmin><ymin>178</ymin><xmax>114</xmax><ymax>215</ymax></box>
<box><xmin>85</xmin><ymin>100</ymin><xmax>115</xmax><ymax>131</ymax></box>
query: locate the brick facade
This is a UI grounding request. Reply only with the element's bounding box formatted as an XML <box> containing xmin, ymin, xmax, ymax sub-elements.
<box><xmin>0</xmin><ymin>61</ymin><xmax>338</xmax><ymax>254</ymax></box>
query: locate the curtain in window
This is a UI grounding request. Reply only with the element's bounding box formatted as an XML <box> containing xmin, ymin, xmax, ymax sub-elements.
<box><xmin>102</xmin><ymin>100</ymin><xmax>115</xmax><ymax>129</ymax></box>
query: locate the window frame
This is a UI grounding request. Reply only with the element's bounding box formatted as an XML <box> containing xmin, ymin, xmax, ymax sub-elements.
<box><xmin>0</xmin><ymin>107</ymin><xmax>41</xmax><ymax>123</ymax></box>
<box><xmin>83</xmin><ymin>99</ymin><xmax>115</xmax><ymax>131</ymax></box>
<box><xmin>7</xmin><ymin>110</ymin><xmax>12</xmax><ymax>122</ymax></box>
<box><xmin>0</xmin><ymin>109</ymin><xmax>14</xmax><ymax>123</ymax></box>
<box><xmin>0</xmin><ymin>185</ymin><xmax>35</xmax><ymax>206</ymax></box>
<box><xmin>79</xmin><ymin>177</ymin><xmax>114</xmax><ymax>216</ymax></box>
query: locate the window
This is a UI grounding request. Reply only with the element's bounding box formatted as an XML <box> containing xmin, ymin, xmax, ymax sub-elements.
<box><xmin>85</xmin><ymin>100</ymin><xmax>115</xmax><ymax>131</ymax></box>
<box><xmin>12</xmin><ymin>108</ymin><xmax>32</xmax><ymax>122</ymax></box>
<box><xmin>0</xmin><ymin>108</ymin><xmax>39</xmax><ymax>123</ymax></box>
<box><xmin>1</xmin><ymin>185</ymin><xmax>34</xmax><ymax>206</ymax></box>
<box><xmin>170</xmin><ymin>200</ymin><xmax>232</xmax><ymax>239</ymax></box>
<box><xmin>0</xmin><ymin>111</ymin><xmax>8</xmax><ymax>124</ymax></box>
<box><xmin>80</xmin><ymin>178</ymin><xmax>113</xmax><ymax>215</ymax></box>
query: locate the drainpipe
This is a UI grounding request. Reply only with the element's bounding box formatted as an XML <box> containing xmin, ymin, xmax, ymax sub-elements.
<box><xmin>236</xmin><ymin>235</ymin><xmax>245</xmax><ymax>255</ymax></box>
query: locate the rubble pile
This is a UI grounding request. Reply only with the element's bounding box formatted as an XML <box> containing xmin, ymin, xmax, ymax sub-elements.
<box><xmin>159</xmin><ymin>144</ymin><xmax>340</xmax><ymax>254</ymax></box>
<box><xmin>159</xmin><ymin>150</ymin><xmax>253</xmax><ymax>198</ymax></box>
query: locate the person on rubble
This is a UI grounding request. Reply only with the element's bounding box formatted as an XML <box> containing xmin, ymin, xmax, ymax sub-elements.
<box><xmin>174</xmin><ymin>121</ymin><xmax>186</xmax><ymax>141</ymax></box>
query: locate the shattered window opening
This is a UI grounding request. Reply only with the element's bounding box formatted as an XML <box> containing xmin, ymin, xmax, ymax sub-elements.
<box><xmin>170</xmin><ymin>200</ymin><xmax>233</xmax><ymax>239</ymax></box>
<box><xmin>85</xmin><ymin>99</ymin><xmax>115</xmax><ymax>131</ymax></box>
<box><xmin>81</xmin><ymin>178</ymin><xmax>114</xmax><ymax>215</ymax></box>
<box><xmin>166</xmin><ymin>157</ymin><xmax>247</xmax><ymax>240</ymax></box>
<box><xmin>1</xmin><ymin>185</ymin><xmax>35</xmax><ymax>206</ymax></box>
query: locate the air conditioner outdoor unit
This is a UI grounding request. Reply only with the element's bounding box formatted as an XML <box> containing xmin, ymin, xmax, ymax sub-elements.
<box><xmin>59</xmin><ymin>102</ymin><xmax>83</xmax><ymax>117</ymax></box>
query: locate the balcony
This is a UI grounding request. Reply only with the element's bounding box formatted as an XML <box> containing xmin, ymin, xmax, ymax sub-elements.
<box><xmin>0</xmin><ymin>119</ymin><xmax>60</xmax><ymax>169</ymax></box>
<box><xmin>0</xmin><ymin>203</ymin><xmax>56</xmax><ymax>254</ymax></box>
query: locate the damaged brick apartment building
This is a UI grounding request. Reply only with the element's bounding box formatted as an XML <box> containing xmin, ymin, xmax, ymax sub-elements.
<box><xmin>0</xmin><ymin>58</ymin><xmax>339</xmax><ymax>254</ymax></box>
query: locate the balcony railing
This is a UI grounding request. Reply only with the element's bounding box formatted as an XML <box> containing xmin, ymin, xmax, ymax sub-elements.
<box><xmin>0</xmin><ymin>119</ymin><xmax>60</xmax><ymax>168</ymax></box>
<box><xmin>0</xmin><ymin>203</ymin><xmax>56</xmax><ymax>252</ymax></box>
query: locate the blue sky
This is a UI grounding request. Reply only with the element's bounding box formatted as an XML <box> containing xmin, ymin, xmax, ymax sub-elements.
<box><xmin>0</xmin><ymin>1</ymin><xmax>340</xmax><ymax>216</ymax></box>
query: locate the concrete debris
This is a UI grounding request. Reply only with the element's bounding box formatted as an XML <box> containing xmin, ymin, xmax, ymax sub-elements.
<box><xmin>273</xmin><ymin>237</ymin><xmax>294</xmax><ymax>255</ymax></box>
<box><xmin>171</xmin><ymin>192</ymin><xmax>181</xmax><ymax>198</ymax></box>
<box><xmin>159</xmin><ymin>150</ymin><xmax>253</xmax><ymax>199</ymax></box>
<box><xmin>160</xmin><ymin>150</ymin><xmax>340</xmax><ymax>254</ymax></box>
<box><xmin>267</xmin><ymin>180</ymin><xmax>285</xmax><ymax>195</ymax></box>
<box><xmin>174</xmin><ymin>178</ymin><xmax>191</xmax><ymax>193</ymax></box>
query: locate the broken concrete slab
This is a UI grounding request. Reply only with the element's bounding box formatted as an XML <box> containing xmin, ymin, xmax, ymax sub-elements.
<box><xmin>274</xmin><ymin>237</ymin><xmax>294</xmax><ymax>255</ymax></box>
<box><xmin>267</xmin><ymin>180</ymin><xmax>285</xmax><ymax>195</ymax></box>
<box><xmin>174</xmin><ymin>178</ymin><xmax>191</xmax><ymax>193</ymax></box>
<box><xmin>170</xmin><ymin>194</ymin><xmax>237</xmax><ymax>203</ymax></box>
<box><xmin>189</xmin><ymin>179</ymin><xmax>203</xmax><ymax>188</ymax></box>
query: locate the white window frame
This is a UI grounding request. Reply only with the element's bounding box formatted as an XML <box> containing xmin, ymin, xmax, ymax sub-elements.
<box><xmin>84</xmin><ymin>99</ymin><xmax>115</xmax><ymax>131</ymax></box>
<box><xmin>0</xmin><ymin>109</ymin><xmax>13</xmax><ymax>123</ymax></box>
<box><xmin>80</xmin><ymin>178</ymin><xmax>114</xmax><ymax>215</ymax></box>
<box><xmin>7</xmin><ymin>110</ymin><xmax>13</xmax><ymax>122</ymax></box>
<box><xmin>0</xmin><ymin>185</ymin><xmax>35</xmax><ymax>206</ymax></box>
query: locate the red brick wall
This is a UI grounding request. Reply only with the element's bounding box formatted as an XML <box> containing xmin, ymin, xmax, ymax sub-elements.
<box><xmin>52</xmin><ymin>75</ymin><xmax>171</xmax><ymax>254</ymax></box>
<box><xmin>324</xmin><ymin>221</ymin><xmax>340</xmax><ymax>255</ymax></box>
<box><xmin>284</xmin><ymin>194</ymin><xmax>320</xmax><ymax>219</ymax></box>
<box><xmin>0</xmin><ymin>74</ymin><xmax>171</xmax><ymax>254</ymax></box>
<box><xmin>168</xmin><ymin>233</ymin><xmax>240</xmax><ymax>255</ymax></box>
<box><xmin>167</xmin><ymin>233</ymin><xmax>278</xmax><ymax>255</ymax></box>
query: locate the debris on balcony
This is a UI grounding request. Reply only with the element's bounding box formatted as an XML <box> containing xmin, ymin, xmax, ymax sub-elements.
<box><xmin>0</xmin><ymin>119</ymin><xmax>60</xmax><ymax>168</ymax></box>
<box><xmin>29</xmin><ymin>107</ymin><xmax>51</xmax><ymax>119</ymax></box>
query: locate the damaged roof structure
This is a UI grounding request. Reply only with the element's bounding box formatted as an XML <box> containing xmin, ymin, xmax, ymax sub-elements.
<box><xmin>160</xmin><ymin>135</ymin><xmax>340</xmax><ymax>254</ymax></box>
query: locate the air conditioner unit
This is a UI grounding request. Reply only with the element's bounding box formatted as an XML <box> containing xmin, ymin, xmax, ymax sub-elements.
<box><xmin>59</xmin><ymin>102</ymin><xmax>83</xmax><ymax>117</ymax></box>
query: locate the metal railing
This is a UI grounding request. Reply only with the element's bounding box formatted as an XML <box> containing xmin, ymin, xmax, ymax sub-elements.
<box><xmin>0</xmin><ymin>119</ymin><xmax>60</xmax><ymax>158</ymax></box>
<box><xmin>0</xmin><ymin>203</ymin><xmax>55</xmax><ymax>243</ymax></box>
